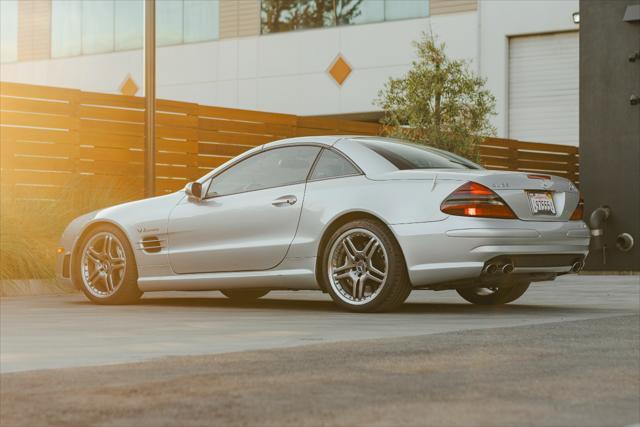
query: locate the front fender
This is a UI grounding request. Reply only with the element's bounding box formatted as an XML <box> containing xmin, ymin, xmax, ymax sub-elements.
<box><xmin>56</xmin><ymin>192</ymin><xmax>185</xmax><ymax>285</ymax></box>
<box><xmin>55</xmin><ymin>210</ymin><xmax>99</xmax><ymax>286</ymax></box>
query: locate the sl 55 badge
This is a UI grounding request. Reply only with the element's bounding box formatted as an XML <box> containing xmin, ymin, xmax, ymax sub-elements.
<box><xmin>492</xmin><ymin>182</ymin><xmax>510</xmax><ymax>189</ymax></box>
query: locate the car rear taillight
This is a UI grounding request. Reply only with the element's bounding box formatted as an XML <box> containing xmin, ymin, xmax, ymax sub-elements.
<box><xmin>441</xmin><ymin>182</ymin><xmax>517</xmax><ymax>219</ymax></box>
<box><xmin>570</xmin><ymin>199</ymin><xmax>584</xmax><ymax>220</ymax></box>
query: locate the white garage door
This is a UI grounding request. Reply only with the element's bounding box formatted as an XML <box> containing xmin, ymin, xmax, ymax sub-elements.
<box><xmin>508</xmin><ymin>32</ymin><xmax>579</xmax><ymax>146</ymax></box>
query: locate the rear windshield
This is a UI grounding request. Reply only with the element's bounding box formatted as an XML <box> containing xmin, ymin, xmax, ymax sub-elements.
<box><xmin>356</xmin><ymin>139</ymin><xmax>481</xmax><ymax>170</ymax></box>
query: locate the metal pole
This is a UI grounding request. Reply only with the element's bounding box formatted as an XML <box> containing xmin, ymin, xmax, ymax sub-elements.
<box><xmin>144</xmin><ymin>0</ymin><xmax>156</xmax><ymax>198</ymax></box>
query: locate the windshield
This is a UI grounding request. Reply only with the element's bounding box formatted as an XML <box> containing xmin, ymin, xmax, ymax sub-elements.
<box><xmin>356</xmin><ymin>139</ymin><xmax>481</xmax><ymax>170</ymax></box>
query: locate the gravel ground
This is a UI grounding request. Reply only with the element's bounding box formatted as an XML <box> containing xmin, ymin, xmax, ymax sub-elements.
<box><xmin>1</xmin><ymin>314</ymin><xmax>638</xmax><ymax>427</ymax></box>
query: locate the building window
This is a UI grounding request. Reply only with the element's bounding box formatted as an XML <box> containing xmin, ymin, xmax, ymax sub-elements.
<box><xmin>50</xmin><ymin>0</ymin><xmax>219</xmax><ymax>59</ymax></box>
<box><xmin>384</xmin><ymin>0</ymin><xmax>429</xmax><ymax>21</ymax></box>
<box><xmin>115</xmin><ymin>0</ymin><xmax>143</xmax><ymax>51</ymax></box>
<box><xmin>261</xmin><ymin>0</ymin><xmax>429</xmax><ymax>34</ymax></box>
<box><xmin>0</xmin><ymin>0</ymin><xmax>18</xmax><ymax>63</ymax></box>
<box><xmin>350</xmin><ymin>0</ymin><xmax>384</xmax><ymax>25</ymax></box>
<box><xmin>51</xmin><ymin>0</ymin><xmax>82</xmax><ymax>58</ymax></box>
<box><xmin>184</xmin><ymin>0</ymin><xmax>220</xmax><ymax>43</ymax></box>
<box><xmin>157</xmin><ymin>0</ymin><xmax>184</xmax><ymax>46</ymax></box>
<box><xmin>82</xmin><ymin>0</ymin><xmax>115</xmax><ymax>54</ymax></box>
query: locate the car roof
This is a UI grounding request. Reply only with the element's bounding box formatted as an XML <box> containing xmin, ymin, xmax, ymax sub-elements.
<box><xmin>199</xmin><ymin>135</ymin><xmax>470</xmax><ymax>183</ymax></box>
<box><xmin>261</xmin><ymin>135</ymin><xmax>350</xmax><ymax>149</ymax></box>
<box><xmin>262</xmin><ymin>135</ymin><xmax>409</xmax><ymax>147</ymax></box>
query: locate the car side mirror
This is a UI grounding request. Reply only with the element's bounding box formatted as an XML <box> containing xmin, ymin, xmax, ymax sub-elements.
<box><xmin>185</xmin><ymin>182</ymin><xmax>203</xmax><ymax>201</ymax></box>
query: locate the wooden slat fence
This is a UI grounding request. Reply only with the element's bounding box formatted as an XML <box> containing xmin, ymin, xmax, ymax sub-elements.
<box><xmin>1</xmin><ymin>81</ymin><xmax>579</xmax><ymax>203</ymax></box>
<box><xmin>479</xmin><ymin>137</ymin><xmax>579</xmax><ymax>183</ymax></box>
<box><xmin>0</xmin><ymin>82</ymin><xmax>381</xmax><ymax>200</ymax></box>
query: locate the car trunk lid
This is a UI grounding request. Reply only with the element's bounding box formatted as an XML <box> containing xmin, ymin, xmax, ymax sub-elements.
<box><xmin>368</xmin><ymin>169</ymin><xmax>581</xmax><ymax>221</ymax></box>
<box><xmin>470</xmin><ymin>171</ymin><xmax>580</xmax><ymax>221</ymax></box>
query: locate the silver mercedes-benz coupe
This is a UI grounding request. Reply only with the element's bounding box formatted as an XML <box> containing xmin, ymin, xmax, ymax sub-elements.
<box><xmin>56</xmin><ymin>136</ymin><xmax>590</xmax><ymax>312</ymax></box>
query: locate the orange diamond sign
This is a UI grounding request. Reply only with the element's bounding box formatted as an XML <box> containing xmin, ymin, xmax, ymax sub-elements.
<box><xmin>119</xmin><ymin>74</ymin><xmax>139</xmax><ymax>96</ymax></box>
<box><xmin>328</xmin><ymin>55</ymin><xmax>352</xmax><ymax>86</ymax></box>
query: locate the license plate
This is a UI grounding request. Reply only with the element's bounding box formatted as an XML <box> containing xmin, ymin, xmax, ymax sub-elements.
<box><xmin>527</xmin><ymin>191</ymin><xmax>556</xmax><ymax>215</ymax></box>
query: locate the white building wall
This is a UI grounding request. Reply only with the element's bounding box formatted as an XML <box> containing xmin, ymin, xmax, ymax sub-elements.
<box><xmin>0</xmin><ymin>0</ymin><xmax>579</xmax><ymax>142</ymax></box>
<box><xmin>0</xmin><ymin>13</ymin><xmax>476</xmax><ymax>114</ymax></box>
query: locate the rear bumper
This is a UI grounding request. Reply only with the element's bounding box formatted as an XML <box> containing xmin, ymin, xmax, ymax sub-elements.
<box><xmin>390</xmin><ymin>217</ymin><xmax>590</xmax><ymax>287</ymax></box>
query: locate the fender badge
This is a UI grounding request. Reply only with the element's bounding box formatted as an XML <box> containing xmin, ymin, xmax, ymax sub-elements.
<box><xmin>137</xmin><ymin>226</ymin><xmax>160</xmax><ymax>233</ymax></box>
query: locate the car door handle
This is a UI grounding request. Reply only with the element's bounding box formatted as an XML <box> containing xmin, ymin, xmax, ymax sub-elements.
<box><xmin>272</xmin><ymin>195</ymin><xmax>297</xmax><ymax>207</ymax></box>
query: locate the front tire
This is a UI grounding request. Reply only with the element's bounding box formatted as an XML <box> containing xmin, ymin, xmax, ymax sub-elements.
<box><xmin>72</xmin><ymin>224</ymin><xmax>142</xmax><ymax>305</ymax></box>
<box><xmin>321</xmin><ymin>219</ymin><xmax>411</xmax><ymax>313</ymax></box>
<box><xmin>456</xmin><ymin>282</ymin><xmax>530</xmax><ymax>305</ymax></box>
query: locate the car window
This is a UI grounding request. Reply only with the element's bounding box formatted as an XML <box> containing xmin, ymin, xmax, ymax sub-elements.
<box><xmin>356</xmin><ymin>139</ymin><xmax>481</xmax><ymax>170</ymax></box>
<box><xmin>206</xmin><ymin>145</ymin><xmax>321</xmax><ymax>197</ymax></box>
<box><xmin>309</xmin><ymin>149</ymin><xmax>359</xmax><ymax>180</ymax></box>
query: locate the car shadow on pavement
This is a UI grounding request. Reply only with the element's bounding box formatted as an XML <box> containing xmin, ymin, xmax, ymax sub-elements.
<box><xmin>102</xmin><ymin>295</ymin><xmax>617</xmax><ymax>316</ymax></box>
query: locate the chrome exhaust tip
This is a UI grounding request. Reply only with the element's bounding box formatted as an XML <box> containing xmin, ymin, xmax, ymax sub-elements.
<box><xmin>502</xmin><ymin>263</ymin><xmax>514</xmax><ymax>274</ymax></box>
<box><xmin>571</xmin><ymin>261</ymin><xmax>584</xmax><ymax>273</ymax></box>
<box><xmin>484</xmin><ymin>263</ymin><xmax>498</xmax><ymax>274</ymax></box>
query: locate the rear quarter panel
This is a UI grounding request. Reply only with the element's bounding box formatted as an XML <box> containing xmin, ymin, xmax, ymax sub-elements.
<box><xmin>288</xmin><ymin>175</ymin><xmax>463</xmax><ymax>258</ymax></box>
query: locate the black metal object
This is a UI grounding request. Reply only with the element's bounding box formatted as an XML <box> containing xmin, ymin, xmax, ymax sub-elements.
<box><xmin>62</xmin><ymin>254</ymin><xmax>71</xmax><ymax>278</ymax></box>
<box><xmin>579</xmin><ymin>0</ymin><xmax>640</xmax><ymax>271</ymax></box>
<box><xmin>589</xmin><ymin>206</ymin><xmax>611</xmax><ymax>250</ymax></box>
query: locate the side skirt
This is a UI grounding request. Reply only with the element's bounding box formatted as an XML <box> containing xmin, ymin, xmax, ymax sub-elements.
<box><xmin>137</xmin><ymin>258</ymin><xmax>319</xmax><ymax>292</ymax></box>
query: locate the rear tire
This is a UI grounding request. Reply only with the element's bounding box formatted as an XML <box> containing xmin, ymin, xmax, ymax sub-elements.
<box><xmin>321</xmin><ymin>218</ymin><xmax>411</xmax><ymax>313</ymax></box>
<box><xmin>456</xmin><ymin>282</ymin><xmax>530</xmax><ymax>305</ymax></box>
<box><xmin>73</xmin><ymin>224</ymin><xmax>142</xmax><ymax>305</ymax></box>
<box><xmin>221</xmin><ymin>289</ymin><xmax>269</xmax><ymax>301</ymax></box>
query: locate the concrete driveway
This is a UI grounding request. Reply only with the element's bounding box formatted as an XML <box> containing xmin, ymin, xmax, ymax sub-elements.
<box><xmin>1</xmin><ymin>275</ymin><xmax>638</xmax><ymax>373</ymax></box>
<box><xmin>1</xmin><ymin>274</ymin><xmax>639</xmax><ymax>427</ymax></box>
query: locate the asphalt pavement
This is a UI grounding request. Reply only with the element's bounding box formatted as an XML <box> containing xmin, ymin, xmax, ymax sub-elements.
<box><xmin>0</xmin><ymin>274</ymin><xmax>639</xmax><ymax>426</ymax></box>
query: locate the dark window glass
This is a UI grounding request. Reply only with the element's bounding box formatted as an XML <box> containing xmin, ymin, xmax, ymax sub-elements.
<box><xmin>207</xmin><ymin>146</ymin><xmax>321</xmax><ymax>197</ymax></box>
<box><xmin>310</xmin><ymin>149</ymin><xmax>359</xmax><ymax>180</ymax></box>
<box><xmin>357</xmin><ymin>140</ymin><xmax>481</xmax><ymax>170</ymax></box>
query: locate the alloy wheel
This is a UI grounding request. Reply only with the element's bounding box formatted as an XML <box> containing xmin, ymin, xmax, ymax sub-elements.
<box><xmin>80</xmin><ymin>231</ymin><xmax>127</xmax><ymax>298</ymax></box>
<box><xmin>327</xmin><ymin>228</ymin><xmax>388</xmax><ymax>305</ymax></box>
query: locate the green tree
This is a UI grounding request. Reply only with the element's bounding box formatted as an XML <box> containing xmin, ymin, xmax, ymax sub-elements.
<box><xmin>376</xmin><ymin>34</ymin><xmax>496</xmax><ymax>161</ymax></box>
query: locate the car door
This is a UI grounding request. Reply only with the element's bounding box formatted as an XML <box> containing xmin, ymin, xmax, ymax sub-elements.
<box><xmin>167</xmin><ymin>145</ymin><xmax>321</xmax><ymax>274</ymax></box>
